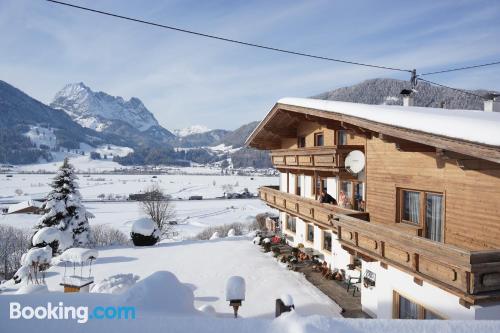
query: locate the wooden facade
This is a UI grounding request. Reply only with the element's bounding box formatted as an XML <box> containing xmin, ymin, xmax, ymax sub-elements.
<box><xmin>247</xmin><ymin>101</ymin><xmax>500</xmax><ymax>306</ymax></box>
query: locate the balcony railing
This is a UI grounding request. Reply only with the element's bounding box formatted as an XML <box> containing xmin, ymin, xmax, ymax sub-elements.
<box><xmin>269</xmin><ymin>145</ymin><xmax>364</xmax><ymax>171</ymax></box>
<box><xmin>259</xmin><ymin>185</ymin><xmax>500</xmax><ymax>304</ymax></box>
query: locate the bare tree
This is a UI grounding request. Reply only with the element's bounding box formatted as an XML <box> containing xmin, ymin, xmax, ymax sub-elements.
<box><xmin>139</xmin><ymin>184</ymin><xmax>176</xmax><ymax>238</ymax></box>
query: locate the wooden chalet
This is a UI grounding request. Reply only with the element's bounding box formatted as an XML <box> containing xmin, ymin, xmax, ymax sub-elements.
<box><xmin>246</xmin><ymin>97</ymin><xmax>500</xmax><ymax>319</ymax></box>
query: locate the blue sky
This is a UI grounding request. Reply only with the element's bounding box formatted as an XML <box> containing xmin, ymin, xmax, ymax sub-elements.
<box><xmin>1</xmin><ymin>0</ymin><xmax>499</xmax><ymax>130</ymax></box>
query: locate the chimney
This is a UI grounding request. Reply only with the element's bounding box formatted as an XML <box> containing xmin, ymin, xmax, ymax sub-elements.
<box><xmin>400</xmin><ymin>89</ymin><xmax>414</xmax><ymax>107</ymax></box>
<box><xmin>484</xmin><ymin>93</ymin><xmax>500</xmax><ymax>112</ymax></box>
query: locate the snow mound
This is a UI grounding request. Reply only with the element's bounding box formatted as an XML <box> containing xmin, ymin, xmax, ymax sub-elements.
<box><xmin>16</xmin><ymin>284</ymin><xmax>49</xmax><ymax>294</ymax></box>
<box><xmin>225</xmin><ymin>276</ymin><xmax>246</xmax><ymax>301</ymax></box>
<box><xmin>227</xmin><ymin>228</ymin><xmax>236</xmax><ymax>237</ymax></box>
<box><xmin>91</xmin><ymin>273</ymin><xmax>139</xmax><ymax>294</ymax></box>
<box><xmin>120</xmin><ymin>271</ymin><xmax>197</xmax><ymax>315</ymax></box>
<box><xmin>209</xmin><ymin>231</ymin><xmax>220</xmax><ymax>240</ymax></box>
<box><xmin>32</xmin><ymin>227</ymin><xmax>71</xmax><ymax>249</ymax></box>
<box><xmin>131</xmin><ymin>218</ymin><xmax>157</xmax><ymax>236</ymax></box>
<box><xmin>198</xmin><ymin>304</ymin><xmax>216</xmax><ymax>316</ymax></box>
<box><xmin>263</xmin><ymin>238</ymin><xmax>271</xmax><ymax>244</ymax></box>
<box><xmin>281</xmin><ymin>294</ymin><xmax>294</xmax><ymax>307</ymax></box>
<box><xmin>59</xmin><ymin>248</ymin><xmax>98</xmax><ymax>263</ymax></box>
<box><xmin>22</xmin><ymin>246</ymin><xmax>52</xmax><ymax>266</ymax></box>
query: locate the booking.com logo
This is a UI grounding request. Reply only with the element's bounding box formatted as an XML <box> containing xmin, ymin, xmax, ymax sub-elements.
<box><xmin>9</xmin><ymin>302</ymin><xmax>136</xmax><ymax>324</ymax></box>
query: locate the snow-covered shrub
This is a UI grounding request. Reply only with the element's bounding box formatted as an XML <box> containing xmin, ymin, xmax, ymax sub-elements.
<box><xmin>130</xmin><ymin>218</ymin><xmax>160</xmax><ymax>246</ymax></box>
<box><xmin>120</xmin><ymin>271</ymin><xmax>197</xmax><ymax>314</ymax></box>
<box><xmin>227</xmin><ymin>228</ymin><xmax>236</xmax><ymax>237</ymax></box>
<box><xmin>209</xmin><ymin>231</ymin><xmax>220</xmax><ymax>240</ymax></box>
<box><xmin>14</xmin><ymin>246</ymin><xmax>52</xmax><ymax>284</ymax></box>
<box><xmin>31</xmin><ymin>227</ymin><xmax>71</xmax><ymax>256</ymax></box>
<box><xmin>194</xmin><ymin>223</ymin><xmax>246</xmax><ymax>240</ymax></box>
<box><xmin>198</xmin><ymin>304</ymin><xmax>216</xmax><ymax>316</ymax></box>
<box><xmin>139</xmin><ymin>184</ymin><xmax>176</xmax><ymax>239</ymax></box>
<box><xmin>34</xmin><ymin>158</ymin><xmax>94</xmax><ymax>253</ymax></box>
<box><xmin>90</xmin><ymin>225</ymin><xmax>129</xmax><ymax>247</ymax></box>
<box><xmin>252</xmin><ymin>236</ymin><xmax>262</xmax><ymax>245</ymax></box>
<box><xmin>225</xmin><ymin>276</ymin><xmax>246</xmax><ymax>301</ymax></box>
<box><xmin>0</xmin><ymin>225</ymin><xmax>30</xmax><ymax>280</ymax></box>
<box><xmin>91</xmin><ymin>273</ymin><xmax>139</xmax><ymax>294</ymax></box>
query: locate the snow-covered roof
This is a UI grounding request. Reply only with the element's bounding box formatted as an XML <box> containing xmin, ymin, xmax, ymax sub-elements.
<box><xmin>246</xmin><ymin>97</ymin><xmax>500</xmax><ymax>163</ymax></box>
<box><xmin>59</xmin><ymin>247</ymin><xmax>98</xmax><ymax>263</ymax></box>
<box><xmin>278</xmin><ymin>98</ymin><xmax>500</xmax><ymax>147</ymax></box>
<box><xmin>7</xmin><ymin>200</ymin><xmax>41</xmax><ymax>214</ymax></box>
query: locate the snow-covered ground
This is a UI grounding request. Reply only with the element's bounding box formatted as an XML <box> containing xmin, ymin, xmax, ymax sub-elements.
<box><xmin>0</xmin><ymin>173</ymin><xmax>278</xmax><ymax>202</ymax></box>
<box><xmin>0</xmin><ymin>199</ymin><xmax>274</xmax><ymax>238</ymax></box>
<box><xmin>2</xmin><ymin>237</ymin><xmax>342</xmax><ymax>318</ymax></box>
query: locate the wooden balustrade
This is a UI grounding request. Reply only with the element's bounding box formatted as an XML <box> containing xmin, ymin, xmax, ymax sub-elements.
<box><xmin>270</xmin><ymin>145</ymin><xmax>364</xmax><ymax>172</ymax></box>
<box><xmin>259</xmin><ymin>185</ymin><xmax>500</xmax><ymax>304</ymax></box>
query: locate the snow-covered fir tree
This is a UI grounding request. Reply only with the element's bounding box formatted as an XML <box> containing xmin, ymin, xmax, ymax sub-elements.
<box><xmin>35</xmin><ymin>158</ymin><xmax>93</xmax><ymax>252</ymax></box>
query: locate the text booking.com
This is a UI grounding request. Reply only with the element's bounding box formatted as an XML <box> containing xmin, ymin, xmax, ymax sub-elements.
<box><xmin>9</xmin><ymin>302</ymin><xmax>136</xmax><ymax>324</ymax></box>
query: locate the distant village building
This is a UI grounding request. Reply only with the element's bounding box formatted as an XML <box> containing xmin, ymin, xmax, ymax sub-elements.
<box><xmin>7</xmin><ymin>200</ymin><xmax>43</xmax><ymax>215</ymax></box>
<box><xmin>247</xmin><ymin>97</ymin><xmax>500</xmax><ymax>320</ymax></box>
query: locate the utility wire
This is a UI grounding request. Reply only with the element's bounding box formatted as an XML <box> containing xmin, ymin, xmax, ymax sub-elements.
<box><xmin>420</xmin><ymin>61</ymin><xmax>500</xmax><ymax>76</ymax></box>
<box><xmin>45</xmin><ymin>0</ymin><xmax>412</xmax><ymax>73</ymax></box>
<box><xmin>418</xmin><ymin>78</ymin><xmax>485</xmax><ymax>99</ymax></box>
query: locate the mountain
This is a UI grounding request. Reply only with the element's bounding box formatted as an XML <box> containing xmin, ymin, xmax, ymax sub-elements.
<box><xmin>176</xmin><ymin>129</ymin><xmax>230</xmax><ymax>148</ymax></box>
<box><xmin>313</xmin><ymin>78</ymin><xmax>495</xmax><ymax>109</ymax></box>
<box><xmin>51</xmin><ymin>83</ymin><xmax>175</xmax><ymax>148</ymax></box>
<box><xmin>0</xmin><ymin>80</ymin><xmax>127</xmax><ymax>164</ymax></box>
<box><xmin>219</xmin><ymin>121</ymin><xmax>260</xmax><ymax>148</ymax></box>
<box><xmin>173</xmin><ymin>125</ymin><xmax>210</xmax><ymax>137</ymax></box>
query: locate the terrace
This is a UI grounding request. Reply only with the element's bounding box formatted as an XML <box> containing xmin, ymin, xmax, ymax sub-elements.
<box><xmin>259</xmin><ymin>185</ymin><xmax>500</xmax><ymax>306</ymax></box>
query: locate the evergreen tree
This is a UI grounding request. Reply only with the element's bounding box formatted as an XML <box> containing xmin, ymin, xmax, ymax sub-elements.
<box><xmin>35</xmin><ymin>158</ymin><xmax>93</xmax><ymax>252</ymax></box>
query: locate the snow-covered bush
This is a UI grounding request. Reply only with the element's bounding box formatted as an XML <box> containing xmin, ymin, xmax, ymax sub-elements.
<box><xmin>225</xmin><ymin>276</ymin><xmax>246</xmax><ymax>301</ymax></box>
<box><xmin>14</xmin><ymin>246</ymin><xmax>52</xmax><ymax>284</ymax></box>
<box><xmin>209</xmin><ymin>231</ymin><xmax>220</xmax><ymax>240</ymax></box>
<box><xmin>130</xmin><ymin>218</ymin><xmax>160</xmax><ymax>246</ymax></box>
<box><xmin>31</xmin><ymin>227</ymin><xmax>71</xmax><ymax>255</ymax></box>
<box><xmin>194</xmin><ymin>223</ymin><xmax>246</xmax><ymax>240</ymax></box>
<box><xmin>34</xmin><ymin>158</ymin><xmax>94</xmax><ymax>253</ymax></box>
<box><xmin>90</xmin><ymin>225</ymin><xmax>129</xmax><ymax>247</ymax></box>
<box><xmin>198</xmin><ymin>304</ymin><xmax>216</xmax><ymax>316</ymax></box>
<box><xmin>227</xmin><ymin>228</ymin><xmax>236</xmax><ymax>237</ymax></box>
<box><xmin>0</xmin><ymin>225</ymin><xmax>30</xmax><ymax>280</ymax></box>
<box><xmin>139</xmin><ymin>184</ymin><xmax>176</xmax><ymax>239</ymax></box>
<box><xmin>91</xmin><ymin>273</ymin><xmax>139</xmax><ymax>294</ymax></box>
<box><xmin>252</xmin><ymin>236</ymin><xmax>262</xmax><ymax>245</ymax></box>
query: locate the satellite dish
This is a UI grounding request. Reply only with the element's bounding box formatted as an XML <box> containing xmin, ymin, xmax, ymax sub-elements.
<box><xmin>345</xmin><ymin>150</ymin><xmax>365</xmax><ymax>174</ymax></box>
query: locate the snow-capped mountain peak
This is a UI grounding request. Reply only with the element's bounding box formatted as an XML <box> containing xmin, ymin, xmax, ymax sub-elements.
<box><xmin>173</xmin><ymin>125</ymin><xmax>211</xmax><ymax>137</ymax></box>
<box><xmin>51</xmin><ymin>83</ymin><xmax>159</xmax><ymax>132</ymax></box>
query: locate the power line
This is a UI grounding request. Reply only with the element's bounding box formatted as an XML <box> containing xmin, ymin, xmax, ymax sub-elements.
<box><xmin>420</xmin><ymin>61</ymin><xmax>500</xmax><ymax>76</ymax></box>
<box><xmin>45</xmin><ymin>0</ymin><xmax>412</xmax><ymax>73</ymax></box>
<box><xmin>418</xmin><ymin>78</ymin><xmax>486</xmax><ymax>100</ymax></box>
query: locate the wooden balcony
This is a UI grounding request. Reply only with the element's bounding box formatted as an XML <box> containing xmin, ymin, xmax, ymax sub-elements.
<box><xmin>259</xmin><ymin>186</ymin><xmax>500</xmax><ymax>305</ymax></box>
<box><xmin>270</xmin><ymin>145</ymin><xmax>364</xmax><ymax>172</ymax></box>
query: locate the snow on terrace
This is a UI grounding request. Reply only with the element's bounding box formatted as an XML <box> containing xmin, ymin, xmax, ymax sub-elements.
<box><xmin>278</xmin><ymin>97</ymin><xmax>500</xmax><ymax>146</ymax></box>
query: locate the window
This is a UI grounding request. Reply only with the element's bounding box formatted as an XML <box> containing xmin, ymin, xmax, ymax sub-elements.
<box><xmin>307</xmin><ymin>224</ymin><xmax>314</xmax><ymax>242</ymax></box>
<box><xmin>323</xmin><ymin>231</ymin><xmax>332</xmax><ymax>252</ymax></box>
<box><xmin>297</xmin><ymin>136</ymin><xmax>306</xmax><ymax>148</ymax></box>
<box><xmin>394</xmin><ymin>292</ymin><xmax>443</xmax><ymax>319</ymax></box>
<box><xmin>337</xmin><ymin>130</ymin><xmax>348</xmax><ymax>145</ymax></box>
<box><xmin>402</xmin><ymin>190</ymin><xmax>420</xmax><ymax>225</ymax></box>
<box><xmin>425</xmin><ymin>194</ymin><xmax>443</xmax><ymax>242</ymax></box>
<box><xmin>398</xmin><ymin>189</ymin><xmax>444</xmax><ymax>242</ymax></box>
<box><xmin>286</xmin><ymin>215</ymin><xmax>296</xmax><ymax>233</ymax></box>
<box><xmin>314</xmin><ymin>132</ymin><xmax>324</xmax><ymax>146</ymax></box>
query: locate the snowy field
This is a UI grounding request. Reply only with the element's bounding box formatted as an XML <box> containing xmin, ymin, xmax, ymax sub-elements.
<box><xmin>0</xmin><ymin>173</ymin><xmax>278</xmax><ymax>202</ymax></box>
<box><xmin>0</xmin><ymin>199</ymin><xmax>275</xmax><ymax>238</ymax></box>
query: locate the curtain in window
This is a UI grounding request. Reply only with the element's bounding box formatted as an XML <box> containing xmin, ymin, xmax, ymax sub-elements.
<box><xmin>425</xmin><ymin>194</ymin><xmax>443</xmax><ymax>242</ymax></box>
<box><xmin>399</xmin><ymin>296</ymin><xmax>418</xmax><ymax>319</ymax></box>
<box><xmin>403</xmin><ymin>191</ymin><xmax>420</xmax><ymax>224</ymax></box>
